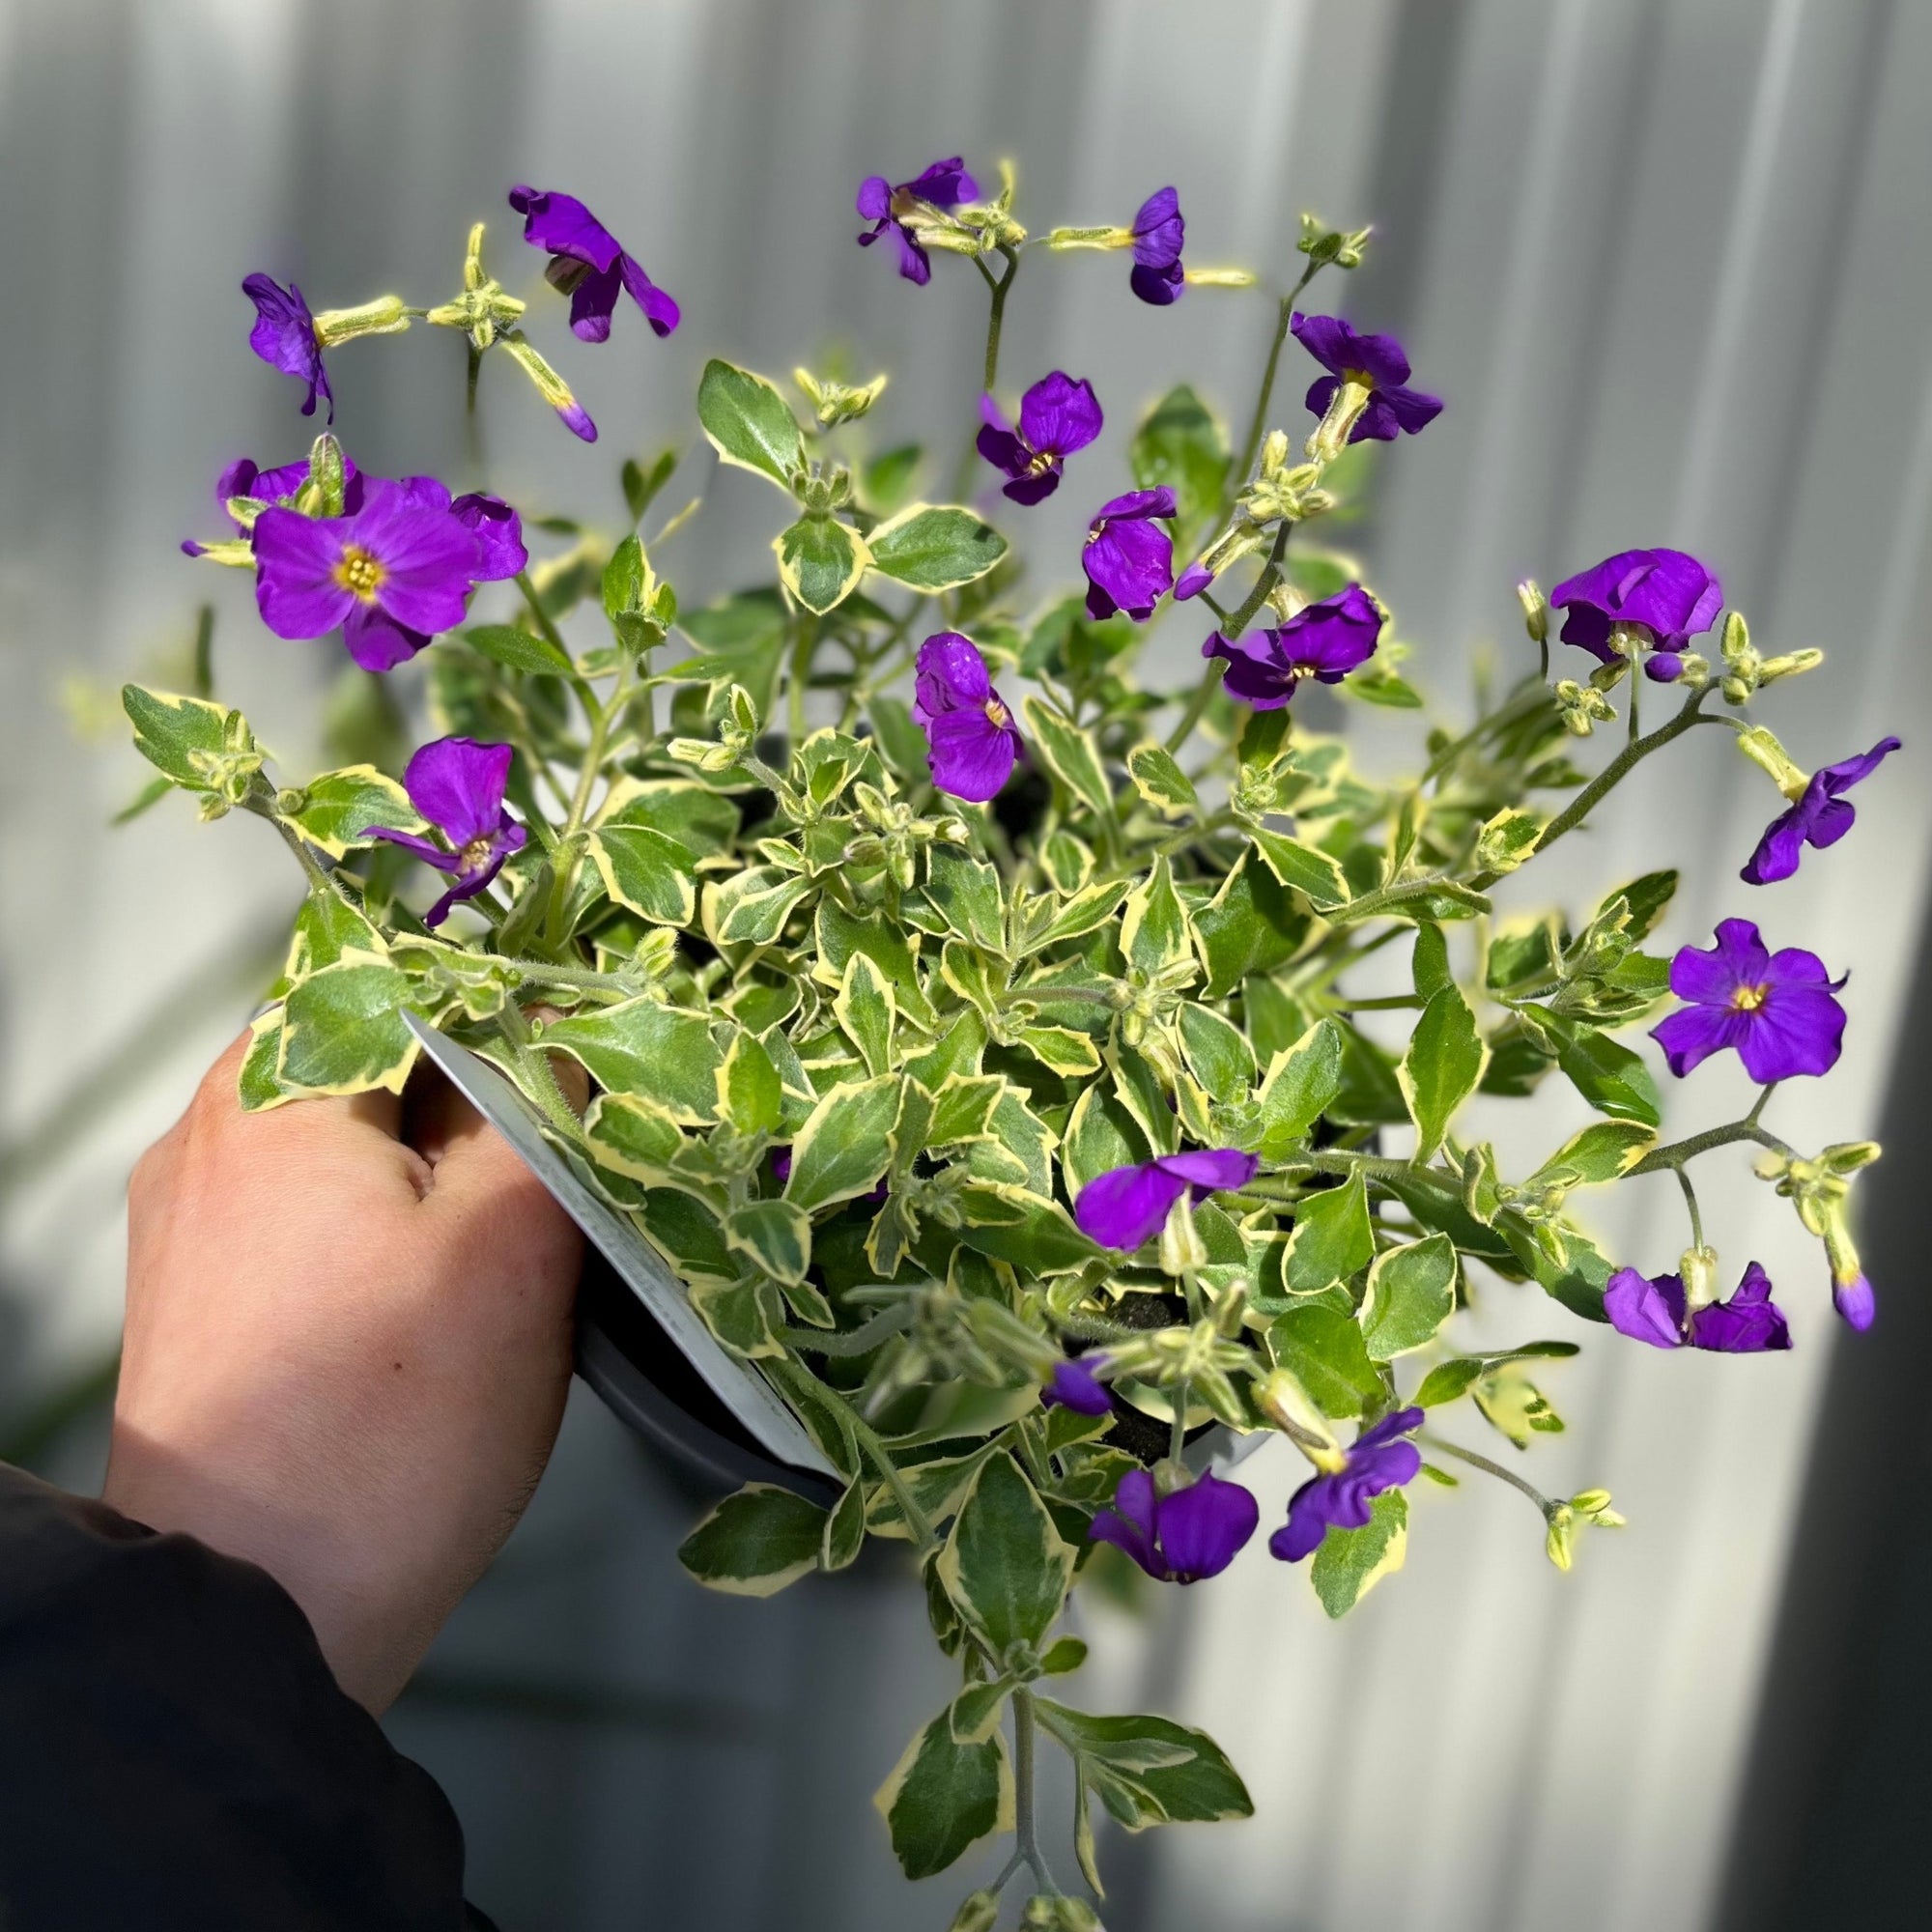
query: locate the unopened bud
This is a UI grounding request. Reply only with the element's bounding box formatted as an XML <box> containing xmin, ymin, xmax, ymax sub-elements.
<box><xmin>1545</xmin><ymin>1505</ymin><xmax>1576</xmax><ymax>1573</ymax></box>
<box><xmin>1158</xmin><ymin>1194</ymin><xmax>1208</xmax><ymax>1278</ymax></box>
<box><xmin>1757</xmin><ymin>648</ymin><xmax>1825</xmax><ymax>685</ymax></box>
<box><xmin>1184</xmin><ymin>266</ymin><xmax>1256</xmax><ymax>288</ymax></box>
<box><xmin>1046</xmin><ymin>224</ymin><xmax>1132</xmax><ymax>251</ymax></box>
<box><xmin>949</xmin><ymin>1889</ymin><xmax>1002</xmax><ymax>1932</ymax></box>
<box><xmin>1517</xmin><ymin>578</ymin><xmax>1549</xmax><ymax>643</ymax></box>
<box><xmin>1721</xmin><ymin>611</ymin><xmax>1752</xmax><ymax>661</ymax></box>
<box><xmin>1257</xmin><ymin>1369</ymin><xmax>1344</xmax><ymax>1469</ymax></box>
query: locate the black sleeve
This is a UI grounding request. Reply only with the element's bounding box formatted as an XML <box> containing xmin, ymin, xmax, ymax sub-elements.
<box><xmin>0</xmin><ymin>1463</ymin><xmax>491</xmax><ymax>1932</ymax></box>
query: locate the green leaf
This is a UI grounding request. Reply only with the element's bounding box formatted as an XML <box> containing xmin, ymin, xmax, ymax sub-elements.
<box><xmin>696</xmin><ymin>357</ymin><xmax>803</xmax><ymax>487</ymax></box>
<box><xmin>1528</xmin><ymin>1120</ymin><xmax>1656</xmax><ymax>1188</ymax></box>
<box><xmin>1062</xmin><ymin>1087</ymin><xmax>1151</xmax><ymax>1197</ymax></box>
<box><xmin>784</xmin><ymin>1075</ymin><xmax>900</xmax><ymax>1210</ymax></box>
<box><xmin>1472</xmin><ymin>1362</ymin><xmax>1567</xmax><ymax>1446</ymax></box>
<box><xmin>1601</xmin><ymin>869</ymin><xmax>1678</xmax><ymax>940</ymax></box>
<box><xmin>122</xmin><ymin>684</ymin><xmax>250</xmax><ymax>789</ymax></box>
<box><xmin>1311</xmin><ymin>1489</ymin><xmax>1406</xmax><ymax>1616</ymax></box>
<box><xmin>1359</xmin><ymin>1235</ymin><xmax>1458</xmax><ymax>1359</ymax></box>
<box><xmin>463</xmin><ymin>622</ymin><xmax>575</xmax><ymax>678</ymax></box>
<box><xmin>677</xmin><ymin>1482</ymin><xmax>827</xmax><ymax>1597</ymax></box>
<box><xmin>1177</xmin><ymin>1003</ymin><xmax>1254</xmax><ymax>1104</ymax></box>
<box><xmin>937</xmin><ymin>1453</ymin><xmax>1075</xmax><ymax>1659</ymax></box>
<box><xmin>947</xmin><ymin>1679</ymin><xmax>1015</xmax><ymax>1747</ymax></box>
<box><xmin>1412</xmin><ymin>923</ymin><xmax>1451</xmax><ymax>1000</ymax></box>
<box><xmin>1127</xmin><ymin>384</ymin><xmax>1231</xmax><ymax>540</ymax></box>
<box><xmin>1252</xmin><ymin>1019</ymin><xmax>1347</xmax><ymax>1156</ymax></box>
<box><xmin>1247</xmin><ymin>827</ymin><xmax>1350</xmax><ymax>908</ymax></box>
<box><xmin>835</xmin><ymin>952</ymin><xmax>896</xmax><ymax>1078</ymax></box>
<box><xmin>705</xmin><ymin>866</ymin><xmax>813</xmax><ymax>946</ymax></box>
<box><xmin>1270</xmin><ymin>1302</ymin><xmax>1381</xmax><ymax>1417</ymax></box>
<box><xmin>874</xmin><ymin>1710</ymin><xmax>1012</xmax><ymax>1880</ymax></box>
<box><xmin>1037</xmin><ymin>1703</ymin><xmax>1252</xmax><ymax>1829</ymax></box>
<box><xmin>1120</xmin><ymin>855</ymin><xmax>1194</xmax><ymax>980</ymax></box>
<box><xmin>865</xmin><ymin>503</ymin><xmax>1009</xmax><ymax>592</ymax></box>
<box><xmin>621</xmin><ymin>447</ymin><xmax>677</xmax><ymax>525</ymax></box>
<box><xmin>716</xmin><ymin>1032</ymin><xmax>783</xmax><ymax>1134</ymax></box>
<box><xmin>1557</xmin><ymin>1028</ymin><xmax>1662</xmax><ymax>1127</ymax></box>
<box><xmin>1398</xmin><ymin>983</ymin><xmax>1487</xmax><ymax>1161</ymax></box>
<box><xmin>1040</xmin><ymin>1636</ymin><xmax>1089</xmax><ymax>1677</ymax></box>
<box><xmin>1195</xmin><ymin>851</ymin><xmax>1310</xmax><ymax>997</ymax></box>
<box><xmin>1016</xmin><ymin>1027</ymin><xmax>1101</xmax><ymax>1077</ymax></box>
<box><xmin>1126</xmin><ymin>743</ymin><xmax>1198</xmax><ymax>816</ymax></box>
<box><xmin>1283</xmin><ymin>1171</ymin><xmax>1375</xmax><ymax>1293</ymax></box>
<box><xmin>1500</xmin><ymin>1212</ymin><xmax>1615</xmax><ymax>1322</ymax></box>
<box><xmin>774</xmin><ymin>514</ymin><xmax>867</xmax><ymax>614</ymax></box>
<box><xmin>917</xmin><ymin>846</ymin><xmax>1004</xmax><ymax>951</ymax></box>
<box><xmin>953</xmin><ymin>1187</ymin><xmax>1099</xmax><ymax>1275</ymax></box>
<box><xmin>283</xmin><ymin>766</ymin><xmax>424</xmax><ymax>858</ymax></box>
<box><xmin>1413</xmin><ymin>1341</ymin><xmax>1579</xmax><ymax>1408</ymax></box>
<box><xmin>289</xmin><ymin>889</ymin><xmax>384</xmax><ymax>976</ymax></box>
<box><xmin>724</xmin><ymin>1199</ymin><xmax>812</xmax><ymax>1286</ymax></box>
<box><xmin>582</xmin><ymin>1092</ymin><xmax>684</xmax><ymax>1179</ymax></box>
<box><xmin>540</xmin><ymin>999</ymin><xmax>723</xmax><ymax>1123</ymax></box>
<box><xmin>602</xmin><ymin>531</ymin><xmax>645</xmax><ymax>618</ymax></box>
<box><xmin>862</xmin><ymin>442</ymin><xmax>923</xmax><ymax>511</ymax></box>
<box><xmin>278</xmin><ymin>954</ymin><xmax>418</xmax><ymax>1095</ymax></box>
<box><xmin>817</xmin><ymin>1477</ymin><xmax>866</xmax><ymax>1573</ymax></box>
<box><xmin>1020</xmin><ymin>696</ymin><xmax>1113</xmax><ymax>820</ymax></box>
<box><xmin>587</xmin><ymin>824</ymin><xmax>697</xmax><ymax>925</ymax></box>
<box><xmin>1014</xmin><ymin>878</ymin><xmax>1129</xmax><ymax>956</ymax></box>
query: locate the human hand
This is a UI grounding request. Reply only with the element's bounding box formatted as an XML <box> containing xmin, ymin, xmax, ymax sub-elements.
<box><xmin>103</xmin><ymin>1030</ymin><xmax>585</xmax><ymax>1714</ymax></box>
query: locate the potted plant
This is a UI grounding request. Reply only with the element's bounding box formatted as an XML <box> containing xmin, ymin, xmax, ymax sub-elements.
<box><xmin>128</xmin><ymin>163</ymin><xmax>1892</xmax><ymax>1929</ymax></box>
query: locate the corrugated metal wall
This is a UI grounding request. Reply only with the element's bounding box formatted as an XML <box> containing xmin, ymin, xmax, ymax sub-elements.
<box><xmin>3</xmin><ymin>3</ymin><xmax>1928</xmax><ymax>1927</ymax></box>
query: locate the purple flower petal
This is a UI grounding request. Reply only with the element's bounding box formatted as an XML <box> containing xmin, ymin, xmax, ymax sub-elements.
<box><xmin>1151</xmin><ymin>1471</ymin><xmax>1259</xmax><ymax>1583</ymax></box>
<box><xmin>1689</xmin><ymin>1262</ymin><xmax>1791</xmax><ymax>1352</ymax></box>
<box><xmin>1654</xmin><ymin>921</ymin><xmax>1848</xmax><ymax>1082</ymax></box>
<box><xmin>1551</xmin><ymin>548</ymin><xmax>1722</xmax><ymax>661</ymax></box>
<box><xmin>242</xmin><ymin>273</ymin><xmax>331</xmax><ymax>421</ymax></box>
<box><xmin>913</xmin><ymin>633</ymin><xmax>1021</xmax><ymax>802</ymax></box>
<box><xmin>1090</xmin><ymin>1467</ymin><xmax>1164</xmax><ymax>1577</ymax></box>
<box><xmin>343</xmin><ymin>482</ymin><xmax>483</xmax><ymax>637</ymax></box>
<box><xmin>1268</xmin><ymin>1409</ymin><xmax>1422</xmax><ymax>1563</ymax></box>
<box><xmin>1082</xmin><ymin>491</ymin><xmax>1177</xmax><ymax>623</ymax></box>
<box><xmin>1743</xmin><ymin>737</ymin><xmax>1899</xmax><ymax>886</ymax></box>
<box><xmin>402</xmin><ymin>736</ymin><xmax>515</xmax><ymax>848</ymax></box>
<box><xmin>1044</xmin><ymin>1355</ymin><xmax>1113</xmax><ymax>1417</ymax></box>
<box><xmin>1175</xmin><ymin>560</ymin><xmax>1214</xmax><ymax>601</ymax></box>
<box><xmin>567</xmin><ymin>261</ymin><xmax>624</xmax><ymax>343</ymax></box>
<box><xmin>251</xmin><ymin>508</ymin><xmax>355</xmax><ymax>639</ymax></box>
<box><xmin>508</xmin><ymin>185</ymin><xmax>622</xmax><ymax>271</ymax></box>
<box><xmin>1833</xmin><ymin>1270</ymin><xmax>1876</xmax><ymax>1331</ymax></box>
<box><xmin>1605</xmin><ymin>1268</ymin><xmax>1688</xmax><ymax>1349</ymax></box>
<box><xmin>906</xmin><ymin>157</ymin><xmax>979</xmax><ymax>208</ymax></box>
<box><xmin>341</xmin><ymin>605</ymin><xmax>433</xmax><ymax>672</ymax></box>
<box><xmin>1073</xmin><ymin>1163</ymin><xmax>1189</xmax><ymax>1250</ymax></box>
<box><xmin>450</xmin><ymin>492</ymin><xmax>527</xmax><ymax>582</ymax></box>
<box><xmin>1130</xmin><ymin>187</ymin><xmax>1183</xmax><ymax>269</ymax></box>
<box><xmin>915</xmin><ymin>631</ymin><xmax>992</xmax><ymax>714</ymax></box>
<box><xmin>1017</xmin><ymin>372</ymin><xmax>1103</xmax><ymax>458</ymax></box>
<box><xmin>619</xmin><ymin>253</ymin><xmax>681</xmax><ymax>337</ymax></box>
<box><xmin>1156</xmin><ymin>1149</ymin><xmax>1259</xmax><ymax>1193</ymax></box>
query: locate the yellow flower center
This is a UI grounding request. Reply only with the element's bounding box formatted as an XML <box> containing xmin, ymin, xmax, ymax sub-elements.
<box><xmin>983</xmin><ymin>697</ymin><xmax>1009</xmax><ymax>728</ymax></box>
<box><xmin>1343</xmin><ymin>366</ymin><xmax>1375</xmax><ymax>390</ymax></box>
<box><xmin>455</xmin><ymin>836</ymin><xmax>494</xmax><ymax>872</ymax></box>
<box><xmin>332</xmin><ymin>545</ymin><xmax>386</xmax><ymax>602</ymax></box>
<box><xmin>1731</xmin><ymin>983</ymin><xmax>1769</xmax><ymax>1012</ymax></box>
<box><xmin>1026</xmin><ymin>449</ymin><xmax>1057</xmax><ymax>474</ymax></box>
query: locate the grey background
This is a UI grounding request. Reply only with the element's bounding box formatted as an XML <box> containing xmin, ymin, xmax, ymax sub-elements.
<box><xmin>3</xmin><ymin>1</ymin><xmax>1929</xmax><ymax>1928</ymax></box>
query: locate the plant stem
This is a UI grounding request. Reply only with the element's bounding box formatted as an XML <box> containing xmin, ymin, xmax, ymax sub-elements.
<box><xmin>981</xmin><ymin>244</ymin><xmax>1019</xmax><ymax>392</ymax></box>
<box><xmin>1424</xmin><ymin>1436</ymin><xmax>1554</xmax><ymax>1515</ymax></box>
<box><xmin>1226</xmin><ymin>264</ymin><xmax>1320</xmax><ymax>521</ymax></box>
<box><xmin>788</xmin><ymin>612</ymin><xmax>820</xmax><ymax>748</ymax></box>
<box><xmin>1012</xmin><ymin>1690</ymin><xmax>1059</xmax><ymax>1894</ymax></box>
<box><xmin>774</xmin><ymin>1359</ymin><xmax>937</xmax><ymax>1552</ymax></box>
<box><xmin>1676</xmin><ymin>1166</ymin><xmax>1706</xmax><ymax>1250</ymax></box>
<box><xmin>1475</xmin><ymin>686</ymin><xmax>1721</xmax><ymax>889</ymax></box>
<box><xmin>1627</xmin><ymin>1114</ymin><xmax>1795</xmax><ymax>1177</ymax></box>
<box><xmin>497</xmin><ymin>1003</ymin><xmax>582</xmax><ymax>1139</ymax></box>
<box><xmin>1163</xmin><ymin>519</ymin><xmax>1293</xmax><ymax>755</ymax></box>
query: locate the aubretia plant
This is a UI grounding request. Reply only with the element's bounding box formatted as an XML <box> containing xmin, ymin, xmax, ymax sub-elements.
<box><xmin>123</xmin><ymin>162</ymin><xmax>1895</xmax><ymax>1927</ymax></box>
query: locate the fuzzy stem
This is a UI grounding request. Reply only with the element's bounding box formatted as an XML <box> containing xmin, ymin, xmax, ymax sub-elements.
<box><xmin>1226</xmin><ymin>262</ymin><xmax>1321</xmax><ymax>520</ymax></box>
<box><xmin>1424</xmin><ymin>1436</ymin><xmax>1555</xmax><ymax>1515</ymax></box>
<box><xmin>1012</xmin><ymin>1690</ymin><xmax>1059</xmax><ymax>1894</ymax></box>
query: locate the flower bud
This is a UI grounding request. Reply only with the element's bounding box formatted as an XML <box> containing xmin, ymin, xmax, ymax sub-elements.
<box><xmin>1517</xmin><ymin>578</ymin><xmax>1549</xmax><ymax>643</ymax></box>
<box><xmin>1184</xmin><ymin>267</ymin><xmax>1257</xmax><ymax>288</ymax></box>
<box><xmin>793</xmin><ymin>367</ymin><xmax>888</xmax><ymax>429</ymax></box>
<box><xmin>949</xmin><ymin>1889</ymin><xmax>1002</xmax><ymax>1932</ymax></box>
<box><xmin>1297</xmin><ymin>213</ymin><xmax>1372</xmax><ymax>270</ymax></box>
<box><xmin>1046</xmin><ymin>224</ymin><xmax>1132</xmax><ymax>251</ymax></box>
<box><xmin>1757</xmin><ymin>647</ymin><xmax>1825</xmax><ymax>685</ymax></box>
<box><xmin>311</xmin><ymin>294</ymin><xmax>412</xmax><ymax>349</ymax></box>
<box><xmin>1680</xmin><ymin>1245</ymin><xmax>1720</xmax><ymax>1311</ymax></box>
<box><xmin>500</xmin><ymin>330</ymin><xmax>596</xmax><ymax>442</ymax></box>
<box><xmin>1157</xmin><ymin>1193</ymin><xmax>1208</xmax><ymax>1278</ymax></box>
<box><xmin>1554</xmin><ymin>679</ymin><xmax>1614</xmax><ymax>737</ymax></box>
<box><xmin>1676</xmin><ymin>651</ymin><xmax>1712</xmax><ymax>689</ymax></box>
<box><xmin>1545</xmin><ymin>1505</ymin><xmax>1576</xmax><ymax>1573</ymax></box>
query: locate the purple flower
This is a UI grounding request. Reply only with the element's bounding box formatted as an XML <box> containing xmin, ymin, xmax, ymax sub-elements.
<box><xmin>1044</xmin><ymin>1354</ymin><xmax>1113</xmax><ymax>1417</ymax></box>
<box><xmin>1091</xmin><ymin>1467</ymin><xmax>1259</xmax><ymax>1583</ymax></box>
<box><xmin>1269</xmin><ymin>1408</ymin><xmax>1423</xmax><ymax>1563</ymax></box>
<box><xmin>1082</xmin><ymin>488</ymin><xmax>1178</xmax><ymax>622</ymax></box>
<box><xmin>1549</xmin><ymin>549</ymin><xmax>1723</xmax><ymax>668</ymax></box>
<box><xmin>1743</xmin><ymin>736</ymin><xmax>1900</xmax><ymax>886</ymax></box>
<box><xmin>449</xmin><ymin>491</ymin><xmax>528</xmax><ymax>582</ymax></box>
<box><xmin>977</xmin><ymin>373</ymin><xmax>1103</xmax><ymax>505</ymax></box>
<box><xmin>242</xmin><ymin>274</ymin><xmax>330</xmax><ymax>420</ymax></box>
<box><xmin>1833</xmin><ymin>1268</ymin><xmax>1876</xmax><ymax>1332</ymax></box>
<box><xmin>855</xmin><ymin>158</ymin><xmax>980</xmax><ymax>286</ymax></box>
<box><xmin>913</xmin><ymin>633</ymin><xmax>1023</xmax><ymax>804</ymax></box>
<box><xmin>1128</xmin><ymin>187</ymin><xmax>1185</xmax><ymax>305</ymax></box>
<box><xmin>364</xmin><ymin>737</ymin><xmax>527</xmax><ymax>927</ymax></box>
<box><xmin>1074</xmin><ymin>1150</ymin><xmax>1260</xmax><ymax>1251</ymax></box>
<box><xmin>1605</xmin><ymin>1262</ymin><xmax>1791</xmax><ymax>1353</ymax></box>
<box><xmin>1651</xmin><ymin>920</ymin><xmax>1847</xmax><ymax>1084</ymax></box>
<box><xmin>508</xmin><ymin>185</ymin><xmax>680</xmax><ymax>342</ymax></box>
<box><xmin>1202</xmin><ymin>584</ymin><xmax>1382</xmax><ymax>709</ymax></box>
<box><xmin>253</xmin><ymin>479</ymin><xmax>482</xmax><ymax>672</ymax></box>
<box><xmin>1291</xmin><ymin>313</ymin><xmax>1442</xmax><ymax>443</ymax></box>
